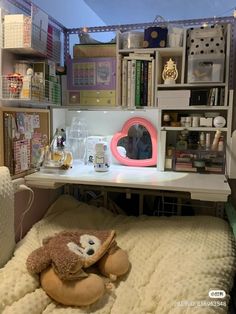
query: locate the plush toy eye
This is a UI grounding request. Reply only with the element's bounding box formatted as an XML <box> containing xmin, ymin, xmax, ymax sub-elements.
<box><xmin>87</xmin><ymin>249</ymin><xmax>95</xmax><ymax>255</ymax></box>
<box><xmin>89</xmin><ymin>240</ymin><xmax>95</xmax><ymax>245</ymax></box>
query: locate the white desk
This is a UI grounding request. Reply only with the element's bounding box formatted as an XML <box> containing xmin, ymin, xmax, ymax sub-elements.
<box><xmin>25</xmin><ymin>164</ymin><xmax>231</xmax><ymax>202</ymax></box>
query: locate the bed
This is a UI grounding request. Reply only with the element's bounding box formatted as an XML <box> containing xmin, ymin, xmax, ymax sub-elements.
<box><xmin>0</xmin><ymin>193</ymin><xmax>236</xmax><ymax>314</ymax></box>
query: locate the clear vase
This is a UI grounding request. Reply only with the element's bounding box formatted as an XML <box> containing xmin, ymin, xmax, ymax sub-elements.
<box><xmin>66</xmin><ymin>118</ymin><xmax>88</xmax><ymax>164</ymax></box>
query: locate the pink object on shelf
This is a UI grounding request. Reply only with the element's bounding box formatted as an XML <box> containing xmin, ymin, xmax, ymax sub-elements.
<box><xmin>110</xmin><ymin>117</ymin><xmax>157</xmax><ymax>167</ymax></box>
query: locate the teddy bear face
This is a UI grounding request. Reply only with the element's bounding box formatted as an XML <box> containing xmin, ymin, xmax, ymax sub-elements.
<box><xmin>67</xmin><ymin>234</ymin><xmax>102</xmax><ymax>259</ymax></box>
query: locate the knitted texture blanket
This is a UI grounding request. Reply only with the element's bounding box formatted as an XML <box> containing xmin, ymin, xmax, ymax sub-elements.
<box><xmin>0</xmin><ymin>166</ymin><xmax>15</xmax><ymax>267</ymax></box>
<box><xmin>0</xmin><ymin>195</ymin><xmax>235</xmax><ymax>314</ymax></box>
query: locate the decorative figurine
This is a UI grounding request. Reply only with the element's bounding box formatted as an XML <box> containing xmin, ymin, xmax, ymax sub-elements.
<box><xmin>162</xmin><ymin>58</ymin><xmax>178</xmax><ymax>84</ymax></box>
<box><xmin>94</xmin><ymin>142</ymin><xmax>110</xmax><ymax>172</ymax></box>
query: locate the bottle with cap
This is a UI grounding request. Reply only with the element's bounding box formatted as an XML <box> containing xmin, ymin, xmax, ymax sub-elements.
<box><xmin>200</xmin><ymin>132</ymin><xmax>205</xmax><ymax>148</ymax></box>
<box><xmin>205</xmin><ymin>133</ymin><xmax>211</xmax><ymax>150</ymax></box>
<box><xmin>218</xmin><ymin>136</ymin><xmax>224</xmax><ymax>152</ymax></box>
<box><xmin>211</xmin><ymin>130</ymin><xmax>221</xmax><ymax>151</ymax></box>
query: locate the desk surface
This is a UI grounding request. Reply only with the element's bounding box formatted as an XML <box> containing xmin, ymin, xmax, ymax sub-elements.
<box><xmin>25</xmin><ymin>164</ymin><xmax>231</xmax><ymax>202</ymax></box>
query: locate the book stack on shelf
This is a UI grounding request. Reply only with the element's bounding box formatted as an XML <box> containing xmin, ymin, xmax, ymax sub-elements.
<box><xmin>121</xmin><ymin>52</ymin><xmax>155</xmax><ymax>108</ymax></box>
<box><xmin>207</xmin><ymin>87</ymin><xmax>225</xmax><ymax>106</ymax></box>
<box><xmin>190</xmin><ymin>87</ymin><xmax>225</xmax><ymax>106</ymax></box>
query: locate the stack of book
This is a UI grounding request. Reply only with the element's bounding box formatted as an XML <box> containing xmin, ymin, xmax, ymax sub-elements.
<box><xmin>121</xmin><ymin>52</ymin><xmax>155</xmax><ymax>108</ymax></box>
<box><xmin>207</xmin><ymin>87</ymin><xmax>225</xmax><ymax>106</ymax></box>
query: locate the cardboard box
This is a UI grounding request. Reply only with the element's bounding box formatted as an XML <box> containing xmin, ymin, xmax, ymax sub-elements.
<box><xmin>73</xmin><ymin>44</ymin><xmax>116</xmax><ymax>59</ymax></box>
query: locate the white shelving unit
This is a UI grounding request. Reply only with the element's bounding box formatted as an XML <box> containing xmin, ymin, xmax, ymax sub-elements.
<box><xmin>0</xmin><ymin>0</ymin><xmax>65</xmax><ymax>175</ymax></box>
<box><xmin>62</xmin><ymin>18</ymin><xmax>234</xmax><ymax>176</ymax></box>
<box><xmin>0</xmin><ymin>2</ymin><xmax>64</xmax><ymax>108</ymax></box>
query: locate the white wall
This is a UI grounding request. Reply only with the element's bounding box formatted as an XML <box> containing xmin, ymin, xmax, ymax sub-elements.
<box><xmin>54</xmin><ymin>108</ymin><xmax>160</xmax><ymax>137</ymax></box>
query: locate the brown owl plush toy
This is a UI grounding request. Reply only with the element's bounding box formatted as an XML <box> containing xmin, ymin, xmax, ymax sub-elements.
<box><xmin>26</xmin><ymin>230</ymin><xmax>130</xmax><ymax>306</ymax></box>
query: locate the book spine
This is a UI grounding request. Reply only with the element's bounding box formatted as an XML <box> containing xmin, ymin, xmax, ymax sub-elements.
<box><xmin>142</xmin><ymin>60</ymin><xmax>148</xmax><ymax>106</ymax></box>
<box><xmin>151</xmin><ymin>59</ymin><xmax>155</xmax><ymax>106</ymax></box>
<box><xmin>122</xmin><ymin>58</ymin><xmax>128</xmax><ymax>107</ymax></box>
<box><xmin>219</xmin><ymin>87</ymin><xmax>225</xmax><ymax>106</ymax></box>
<box><xmin>209</xmin><ymin>88</ymin><xmax>216</xmax><ymax>106</ymax></box>
<box><xmin>124</xmin><ymin>56</ymin><xmax>154</xmax><ymax>61</ymax></box>
<box><xmin>127</xmin><ymin>60</ymin><xmax>132</xmax><ymax>107</ymax></box>
<box><xmin>135</xmin><ymin>60</ymin><xmax>141</xmax><ymax>107</ymax></box>
<box><xmin>213</xmin><ymin>87</ymin><xmax>219</xmax><ymax>106</ymax></box>
<box><xmin>140</xmin><ymin>61</ymin><xmax>144</xmax><ymax>106</ymax></box>
<box><xmin>147</xmin><ymin>61</ymin><xmax>152</xmax><ymax>106</ymax></box>
<box><xmin>130</xmin><ymin>59</ymin><xmax>136</xmax><ymax>108</ymax></box>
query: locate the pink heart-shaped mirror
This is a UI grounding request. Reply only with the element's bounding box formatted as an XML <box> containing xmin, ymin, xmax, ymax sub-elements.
<box><xmin>110</xmin><ymin>117</ymin><xmax>157</xmax><ymax>166</ymax></box>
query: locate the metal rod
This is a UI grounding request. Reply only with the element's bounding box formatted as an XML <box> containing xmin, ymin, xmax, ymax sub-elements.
<box><xmin>67</xmin><ymin>16</ymin><xmax>235</xmax><ymax>35</ymax></box>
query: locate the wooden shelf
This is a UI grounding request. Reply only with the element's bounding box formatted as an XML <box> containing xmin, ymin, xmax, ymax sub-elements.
<box><xmin>160</xmin><ymin>106</ymin><xmax>229</xmax><ymax>110</ymax></box>
<box><xmin>161</xmin><ymin>127</ymin><xmax>228</xmax><ymax>131</ymax></box>
<box><xmin>118</xmin><ymin>47</ymin><xmax>183</xmax><ymax>55</ymax></box>
<box><xmin>157</xmin><ymin>83</ymin><xmax>227</xmax><ymax>88</ymax></box>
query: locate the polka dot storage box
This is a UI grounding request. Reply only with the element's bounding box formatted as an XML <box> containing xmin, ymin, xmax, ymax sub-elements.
<box><xmin>186</xmin><ymin>24</ymin><xmax>226</xmax><ymax>83</ymax></box>
<box><xmin>186</xmin><ymin>24</ymin><xmax>226</xmax><ymax>56</ymax></box>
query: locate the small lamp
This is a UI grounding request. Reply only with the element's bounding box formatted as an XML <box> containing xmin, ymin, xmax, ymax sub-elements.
<box><xmin>162</xmin><ymin>58</ymin><xmax>178</xmax><ymax>85</ymax></box>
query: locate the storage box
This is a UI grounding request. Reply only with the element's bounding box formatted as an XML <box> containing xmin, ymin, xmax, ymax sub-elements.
<box><xmin>67</xmin><ymin>57</ymin><xmax>116</xmax><ymax>91</ymax></box>
<box><xmin>187</xmin><ymin>24</ymin><xmax>226</xmax><ymax>56</ymax></box>
<box><xmin>79</xmin><ymin>90</ymin><xmax>116</xmax><ymax>106</ymax></box>
<box><xmin>187</xmin><ymin>54</ymin><xmax>225</xmax><ymax>83</ymax></box>
<box><xmin>157</xmin><ymin>90</ymin><xmax>190</xmax><ymax>108</ymax></box>
<box><xmin>4</xmin><ymin>14</ymin><xmax>31</xmax><ymax>48</ymax></box>
<box><xmin>199</xmin><ymin>117</ymin><xmax>213</xmax><ymax>127</ymax></box>
<box><xmin>143</xmin><ymin>27</ymin><xmax>168</xmax><ymax>48</ymax></box>
<box><xmin>122</xmin><ymin>31</ymin><xmax>144</xmax><ymax>49</ymax></box>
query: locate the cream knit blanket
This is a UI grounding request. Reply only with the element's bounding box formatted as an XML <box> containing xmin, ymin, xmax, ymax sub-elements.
<box><xmin>0</xmin><ymin>195</ymin><xmax>235</xmax><ymax>314</ymax></box>
<box><xmin>0</xmin><ymin>166</ymin><xmax>15</xmax><ymax>267</ymax></box>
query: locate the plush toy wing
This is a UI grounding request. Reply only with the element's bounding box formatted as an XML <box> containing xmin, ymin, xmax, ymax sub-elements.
<box><xmin>26</xmin><ymin>246</ymin><xmax>51</xmax><ymax>274</ymax></box>
<box><xmin>50</xmin><ymin>243</ymin><xmax>87</xmax><ymax>280</ymax></box>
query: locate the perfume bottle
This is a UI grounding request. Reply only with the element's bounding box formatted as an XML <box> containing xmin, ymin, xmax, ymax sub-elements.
<box><xmin>43</xmin><ymin>128</ymin><xmax>66</xmax><ymax>168</ymax></box>
<box><xmin>176</xmin><ymin>131</ymin><xmax>188</xmax><ymax>150</ymax></box>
